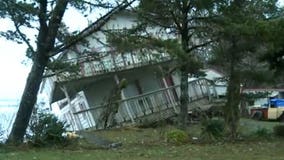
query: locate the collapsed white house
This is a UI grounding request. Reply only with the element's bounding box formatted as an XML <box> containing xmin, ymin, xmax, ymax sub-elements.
<box><xmin>40</xmin><ymin>5</ymin><xmax>220</xmax><ymax>131</ymax></box>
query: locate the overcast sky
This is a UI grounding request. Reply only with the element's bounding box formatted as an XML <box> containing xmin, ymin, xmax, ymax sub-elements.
<box><xmin>0</xmin><ymin>1</ymin><xmax>283</xmax><ymax>103</ymax></box>
<box><xmin>0</xmin><ymin>7</ymin><xmax>90</xmax><ymax>102</ymax></box>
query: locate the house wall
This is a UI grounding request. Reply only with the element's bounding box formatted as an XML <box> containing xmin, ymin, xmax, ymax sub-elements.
<box><xmin>121</xmin><ymin>67</ymin><xmax>162</xmax><ymax>96</ymax></box>
<box><xmin>39</xmin><ymin>77</ymin><xmax>56</xmax><ymax>105</ymax></box>
<box><xmin>83</xmin><ymin>78</ymin><xmax>116</xmax><ymax>107</ymax></box>
<box><xmin>171</xmin><ymin>71</ymin><xmax>181</xmax><ymax>86</ymax></box>
<box><xmin>74</xmin><ymin>66</ymin><xmax>166</xmax><ymax>128</ymax></box>
<box><xmin>82</xmin><ymin>66</ymin><xmax>163</xmax><ymax>107</ymax></box>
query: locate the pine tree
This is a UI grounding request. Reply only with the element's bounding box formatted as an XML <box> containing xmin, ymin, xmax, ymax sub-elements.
<box><xmin>108</xmin><ymin>0</ymin><xmax>220</xmax><ymax>130</ymax></box>
<box><xmin>210</xmin><ymin>0</ymin><xmax>280</xmax><ymax>139</ymax></box>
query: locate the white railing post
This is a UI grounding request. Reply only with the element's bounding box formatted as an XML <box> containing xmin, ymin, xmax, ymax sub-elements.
<box><xmin>162</xmin><ymin>78</ymin><xmax>178</xmax><ymax>112</ymax></box>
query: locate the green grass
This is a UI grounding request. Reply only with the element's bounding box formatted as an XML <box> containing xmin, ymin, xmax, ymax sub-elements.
<box><xmin>1</xmin><ymin>119</ymin><xmax>284</xmax><ymax>160</ymax></box>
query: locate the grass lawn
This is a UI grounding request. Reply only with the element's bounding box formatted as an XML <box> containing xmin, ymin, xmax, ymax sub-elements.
<box><xmin>1</xmin><ymin>119</ymin><xmax>284</xmax><ymax>160</ymax></box>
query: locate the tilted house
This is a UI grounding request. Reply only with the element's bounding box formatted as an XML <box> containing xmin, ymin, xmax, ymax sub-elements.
<box><xmin>41</xmin><ymin>5</ymin><xmax>218</xmax><ymax>131</ymax></box>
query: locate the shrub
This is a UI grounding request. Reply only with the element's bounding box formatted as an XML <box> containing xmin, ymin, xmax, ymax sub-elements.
<box><xmin>27</xmin><ymin>112</ymin><xmax>70</xmax><ymax>147</ymax></box>
<box><xmin>200</xmin><ymin>119</ymin><xmax>225</xmax><ymax>142</ymax></box>
<box><xmin>254</xmin><ymin>127</ymin><xmax>272</xmax><ymax>139</ymax></box>
<box><xmin>165</xmin><ymin>129</ymin><xmax>189</xmax><ymax>145</ymax></box>
<box><xmin>255</xmin><ymin>128</ymin><xmax>271</xmax><ymax>138</ymax></box>
<box><xmin>273</xmin><ymin>125</ymin><xmax>284</xmax><ymax>137</ymax></box>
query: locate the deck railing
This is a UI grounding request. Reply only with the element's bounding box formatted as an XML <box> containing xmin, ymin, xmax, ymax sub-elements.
<box><xmin>57</xmin><ymin>52</ymin><xmax>171</xmax><ymax>82</ymax></box>
<box><xmin>73</xmin><ymin>78</ymin><xmax>217</xmax><ymax>129</ymax></box>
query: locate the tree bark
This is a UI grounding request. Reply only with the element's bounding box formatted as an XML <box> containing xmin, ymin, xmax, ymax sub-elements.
<box><xmin>178</xmin><ymin>68</ymin><xmax>189</xmax><ymax>129</ymax></box>
<box><xmin>223</xmin><ymin>53</ymin><xmax>241</xmax><ymax>140</ymax></box>
<box><xmin>177</xmin><ymin>5</ymin><xmax>191</xmax><ymax>130</ymax></box>
<box><xmin>7</xmin><ymin>52</ymin><xmax>49</xmax><ymax>144</ymax></box>
<box><xmin>7</xmin><ymin>0</ymin><xmax>69</xmax><ymax>144</ymax></box>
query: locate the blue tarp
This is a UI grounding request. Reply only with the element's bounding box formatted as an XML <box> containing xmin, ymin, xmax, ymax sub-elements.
<box><xmin>270</xmin><ymin>99</ymin><xmax>284</xmax><ymax>107</ymax></box>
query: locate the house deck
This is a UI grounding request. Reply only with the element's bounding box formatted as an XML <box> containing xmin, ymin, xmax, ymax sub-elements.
<box><xmin>72</xmin><ymin>78</ymin><xmax>218</xmax><ymax>130</ymax></box>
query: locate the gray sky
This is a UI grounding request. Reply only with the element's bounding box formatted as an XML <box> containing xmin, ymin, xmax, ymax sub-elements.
<box><xmin>0</xmin><ymin>8</ymin><xmax>89</xmax><ymax>102</ymax></box>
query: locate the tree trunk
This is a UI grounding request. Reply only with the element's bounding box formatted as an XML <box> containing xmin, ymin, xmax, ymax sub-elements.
<box><xmin>6</xmin><ymin>0</ymin><xmax>69</xmax><ymax>145</ymax></box>
<box><xmin>7</xmin><ymin>53</ymin><xmax>49</xmax><ymax>144</ymax></box>
<box><xmin>224</xmin><ymin>65</ymin><xmax>241</xmax><ymax>140</ymax></box>
<box><xmin>178</xmin><ymin>67</ymin><xmax>189</xmax><ymax>130</ymax></box>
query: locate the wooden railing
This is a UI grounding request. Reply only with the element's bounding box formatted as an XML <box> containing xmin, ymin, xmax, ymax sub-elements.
<box><xmin>73</xmin><ymin>78</ymin><xmax>217</xmax><ymax>129</ymax></box>
<box><xmin>56</xmin><ymin>52</ymin><xmax>171</xmax><ymax>82</ymax></box>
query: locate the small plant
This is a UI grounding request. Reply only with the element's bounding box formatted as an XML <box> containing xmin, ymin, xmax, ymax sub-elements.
<box><xmin>273</xmin><ymin>125</ymin><xmax>284</xmax><ymax>137</ymax></box>
<box><xmin>27</xmin><ymin>112</ymin><xmax>70</xmax><ymax>147</ymax></box>
<box><xmin>165</xmin><ymin>129</ymin><xmax>189</xmax><ymax>145</ymax></box>
<box><xmin>200</xmin><ymin>119</ymin><xmax>225</xmax><ymax>142</ymax></box>
<box><xmin>254</xmin><ymin>127</ymin><xmax>272</xmax><ymax>139</ymax></box>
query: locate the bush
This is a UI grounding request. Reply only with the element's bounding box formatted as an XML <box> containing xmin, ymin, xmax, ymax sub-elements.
<box><xmin>247</xmin><ymin>127</ymin><xmax>273</xmax><ymax>140</ymax></box>
<box><xmin>273</xmin><ymin>125</ymin><xmax>284</xmax><ymax>137</ymax></box>
<box><xmin>165</xmin><ymin>129</ymin><xmax>189</xmax><ymax>145</ymax></box>
<box><xmin>200</xmin><ymin>119</ymin><xmax>225</xmax><ymax>142</ymax></box>
<box><xmin>27</xmin><ymin>112</ymin><xmax>70</xmax><ymax>147</ymax></box>
<box><xmin>253</xmin><ymin>127</ymin><xmax>272</xmax><ymax>139</ymax></box>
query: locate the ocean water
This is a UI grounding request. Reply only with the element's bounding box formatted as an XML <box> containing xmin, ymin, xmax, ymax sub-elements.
<box><xmin>0</xmin><ymin>104</ymin><xmax>18</xmax><ymax>140</ymax></box>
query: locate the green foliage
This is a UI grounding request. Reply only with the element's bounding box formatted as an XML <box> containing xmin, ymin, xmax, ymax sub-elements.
<box><xmin>253</xmin><ymin>127</ymin><xmax>272</xmax><ymax>139</ymax></box>
<box><xmin>209</xmin><ymin>0</ymin><xmax>280</xmax><ymax>140</ymax></box>
<box><xmin>47</xmin><ymin>61</ymin><xmax>79</xmax><ymax>73</ymax></box>
<box><xmin>200</xmin><ymin>119</ymin><xmax>225</xmax><ymax>142</ymax></box>
<box><xmin>257</xmin><ymin>19</ymin><xmax>284</xmax><ymax>74</ymax></box>
<box><xmin>273</xmin><ymin>125</ymin><xmax>284</xmax><ymax>137</ymax></box>
<box><xmin>165</xmin><ymin>129</ymin><xmax>190</xmax><ymax>145</ymax></box>
<box><xmin>27</xmin><ymin>112</ymin><xmax>69</xmax><ymax>147</ymax></box>
<box><xmin>241</xmin><ymin>92</ymin><xmax>270</xmax><ymax>102</ymax></box>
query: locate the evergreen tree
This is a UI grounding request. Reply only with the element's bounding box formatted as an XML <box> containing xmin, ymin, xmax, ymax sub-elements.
<box><xmin>210</xmin><ymin>0</ymin><xmax>280</xmax><ymax>139</ymax></box>
<box><xmin>108</xmin><ymin>0</ymin><xmax>220</xmax><ymax>130</ymax></box>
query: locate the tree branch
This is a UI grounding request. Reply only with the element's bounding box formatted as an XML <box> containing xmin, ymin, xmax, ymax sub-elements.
<box><xmin>45</xmin><ymin>0</ymin><xmax>68</xmax><ymax>50</ymax></box>
<box><xmin>79</xmin><ymin>0</ymin><xmax>113</xmax><ymax>8</ymax></box>
<box><xmin>13</xmin><ymin>22</ymin><xmax>36</xmax><ymax>54</ymax></box>
<box><xmin>169</xmin><ymin>11</ymin><xmax>182</xmax><ymax>32</ymax></box>
<box><xmin>49</xmin><ymin>0</ymin><xmax>135</xmax><ymax>57</ymax></box>
<box><xmin>4</xmin><ymin>1</ymin><xmax>36</xmax><ymax>54</ymax></box>
<box><xmin>188</xmin><ymin>39</ymin><xmax>216</xmax><ymax>53</ymax></box>
<box><xmin>137</xmin><ymin>11</ymin><xmax>174</xmax><ymax>29</ymax></box>
<box><xmin>188</xmin><ymin>15</ymin><xmax>217</xmax><ymax>22</ymax></box>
